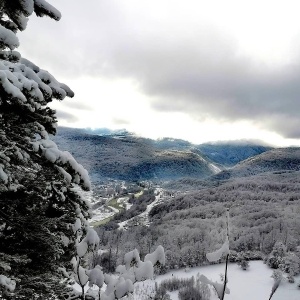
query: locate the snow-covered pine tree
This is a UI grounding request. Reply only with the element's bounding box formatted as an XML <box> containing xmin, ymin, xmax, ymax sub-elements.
<box><xmin>0</xmin><ymin>1</ymin><xmax>92</xmax><ymax>298</ymax></box>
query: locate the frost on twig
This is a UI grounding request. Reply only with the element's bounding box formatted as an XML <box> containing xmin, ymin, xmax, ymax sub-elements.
<box><xmin>199</xmin><ymin>274</ymin><xmax>230</xmax><ymax>299</ymax></box>
<box><xmin>269</xmin><ymin>270</ymin><xmax>283</xmax><ymax>300</ymax></box>
<box><xmin>206</xmin><ymin>236</ymin><xmax>230</xmax><ymax>262</ymax></box>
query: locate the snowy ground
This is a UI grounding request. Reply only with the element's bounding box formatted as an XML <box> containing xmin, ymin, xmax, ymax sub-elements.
<box><xmin>91</xmin><ymin>205</ymin><xmax>116</xmax><ymax>222</ymax></box>
<box><xmin>78</xmin><ymin>189</ymin><xmax>132</xmax><ymax>225</ymax></box>
<box><xmin>74</xmin><ymin>187</ymin><xmax>114</xmax><ymax>225</ymax></box>
<box><xmin>209</xmin><ymin>163</ymin><xmax>222</xmax><ymax>174</ymax></box>
<box><xmin>91</xmin><ymin>196</ymin><xmax>131</xmax><ymax>223</ymax></box>
<box><xmin>76</xmin><ymin>183</ymin><xmax>169</xmax><ymax>228</ymax></box>
<box><xmin>118</xmin><ymin>188</ymin><xmax>164</xmax><ymax>229</ymax></box>
<box><xmin>134</xmin><ymin>261</ymin><xmax>300</xmax><ymax>300</ymax></box>
<box><xmin>117</xmin><ymin>196</ymin><xmax>132</xmax><ymax>210</ymax></box>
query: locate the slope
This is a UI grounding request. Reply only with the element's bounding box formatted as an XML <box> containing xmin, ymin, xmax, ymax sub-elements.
<box><xmin>213</xmin><ymin>147</ymin><xmax>300</xmax><ymax>180</ymax></box>
<box><xmin>53</xmin><ymin>127</ymin><xmax>218</xmax><ymax>181</ymax></box>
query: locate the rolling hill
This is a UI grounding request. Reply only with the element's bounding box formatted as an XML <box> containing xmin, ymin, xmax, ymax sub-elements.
<box><xmin>53</xmin><ymin>127</ymin><xmax>219</xmax><ymax>181</ymax></box>
<box><xmin>212</xmin><ymin>147</ymin><xmax>300</xmax><ymax>181</ymax></box>
<box><xmin>52</xmin><ymin>127</ymin><xmax>271</xmax><ymax>182</ymax></box>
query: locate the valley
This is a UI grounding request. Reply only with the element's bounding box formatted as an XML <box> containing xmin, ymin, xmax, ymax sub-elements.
<box><xmin>55</xmin><ymin>127</ymin><xmax>300</xmax><ymax>299</ymax></box>
<box><xmin>79</xmin><ymin>180</ymin><xmax>174</xmax><ymax>229</ymax></box>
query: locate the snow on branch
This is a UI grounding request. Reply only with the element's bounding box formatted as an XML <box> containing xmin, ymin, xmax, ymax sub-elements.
<box><xmin>38</xmin><ymin>70</ymin><xmax>74</xmax><ymax>99</ymax></box>
<box><xmin>0</xmin><ymin>59</ymin><xmax>74</xmax><ymax>109</ymax></box>
<box><xmin>0</xmin><ymin>51</ymin><xmax>21</xmax><ymax>63</ymax></box>
<box><xmin>145</xmin><ymin>245</ymin><xmax>166</xmax><ymax>266</ymax></box>
<box><xmin>0</xmin><ymin>0</ymin><xmax>61</xmax><ymax>53</ymax></box>
<box><xmin>86</xmin><ymin>265</ymin><xmax>104</xmax><ymax>289</ymax></box>
<box><xmin>134</xmin><ymin>260</ymin><xmax>154</xmax><ymax>281</ymax></box>
<box><xmin>19</xmin><ymin>0</ymin><xmax>35</xmax><ymax>16</ymax></box>
<box><xmin>124</xmin><ymin>249</ymin><xmax>140</xmax><ymax>269</ymax></box>
<box><xmin>33</xmin><ymin>0</ymin><xmax>61</xmax><ymax>21</ymax></box>
<box><xmin>0</xmin><ymin>165</ymin><xmax>8</xmax><ymax>184</ymax></box>
<box><xmin>0</xmin><ymin>70</ymin><xmax>27</xmax><ymax>103</ymax></box>
<box><xmin>0</xmin><ymin>274</ymin><xmax>16</xmax><ymax>292</ymax></box>
<box><xmin>20</xmin><ymin>57</ymin><xmax>39</xmax><ymax>72</ymax></box>
<box><xmin>103</xmin><ymin>274</ymin><xmax>134</xmax><ymax>299</ymax></box>
<box><xmin>0</xmin><ymin>25</ymin><xmax>19</xmax><ymax>50</ymax></box>
<box><xmin>206</xmin><ymin>236</ymin><xmax>230</xmax><ymax>262</ymax></box>
<box><xmin>13</xmin><ymin>14</ymin><xmax>29</xmax><ymax>31</ymax></box>
<box><xmin>75</xmin><ymin>226</ymin><xmax>99</xmax><ymax>258</ymax></box>
<box><xmin>23</xmin><ymin>122</ymin><xmax>91</xmax><ymax>190</ymax></box>
<box><xmin>199</xmin><ymin>274</ymin><xmax>230</xmax><ymax>299</ymax></box>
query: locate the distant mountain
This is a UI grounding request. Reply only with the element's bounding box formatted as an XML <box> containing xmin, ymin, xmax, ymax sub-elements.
<box><xmin>196</xmin><ymin>142</ymin><xmax>272</xmax><ymax>167</ymax></box>
<box><xmin>153</xmin><ymin>137</ymin><xmax>193</xmax><ymax>151</ymax></box>
<box><xmin>53</xmin><ymin>127</ymin><xmax>219</xmax><ymax>181</ymax></box>
<box><xmin>212</xmin><ymin>147</ymin><xmax>300</xmax><ymax>180</ymax></box>
<box><xmin>52</xmin><ymin>127</ymin><xmax>271</xmax><ymax>182</ymax></box>
<box><xmin>84</xmin><ymin>128</ymin><xmax>132</xmax><ymax>137</ymax></box>
<box><xmin>149</xmin><ymin>138</ymin><xmax>271</xmax><ymax>168</ymax></box>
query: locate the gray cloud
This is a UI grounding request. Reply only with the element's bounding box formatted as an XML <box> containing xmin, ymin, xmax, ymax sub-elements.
<box><xmin>112</xmin><ymin>118</ymin><xmax>130</xmax><ymax>125</ymax></box>
<box><xmin>19</xmin><ymin>0</ymin><xmax>300</xmax><ymax>139</ymax></box>
<box><xmin>263</xmin><ymin>115</ymin><xmax>300</xmax><ymax>139</ymax></box>
<box><xmin>61</xmin><ymin>102</ymin><xmax>92</xmax><ymax>111</ymax></box>
<box><xmin>55</xmin><ymin>110</ymin><xmax>79</xmax><ymax>123</ymax></box>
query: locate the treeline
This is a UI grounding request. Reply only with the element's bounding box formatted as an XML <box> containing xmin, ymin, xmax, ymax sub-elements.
<box><xmin>95</xmin><ymin>171</ymin><xmax>300</xmax><ymax>274</ymax></box>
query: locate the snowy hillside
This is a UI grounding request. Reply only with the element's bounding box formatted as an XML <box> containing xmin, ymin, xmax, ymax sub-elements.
<box><xmin>53</xmin><ymin>127</ymin><xmax>270</xmax><ymax>182</ymax></box>
<box><xmin>197</xmin><ymin>141</ymin><xmax>271</xmax><ymax>167</ymax></box>
<box><xmin>213</xmin><ymin>147</ymin><xmax>300</xmax><ymax>180</ymax></box>
<box><xmin>53</xmin><ymin>127</ymin><xmax>219</xmax><ymax>181</ymax></box>
<box><xmin>100</xmin><ymin>153</ymin><xmax>300</xmax><ymax>277</ymax></box>
<box><xmin>53</xmin><ymin>130</ymin><xmax>300</xmax><ymax>299</ymax></box>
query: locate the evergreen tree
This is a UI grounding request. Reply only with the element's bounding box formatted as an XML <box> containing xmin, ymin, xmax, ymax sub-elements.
<box><xmin>0</xmin><ymin>1</ymin><xmax>91</xmax><ymax>298</ymax></box>
<box><xmin>267</xmin><ymin>241</ymin><xmax>287</xmax><ymax>269</ymax></box>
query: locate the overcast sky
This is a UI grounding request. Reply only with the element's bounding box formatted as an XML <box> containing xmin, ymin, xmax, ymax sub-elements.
<box><xmin>18</xmin><ymin>0</ymin><xmax>300</xmax><ymax>146</ymax></box>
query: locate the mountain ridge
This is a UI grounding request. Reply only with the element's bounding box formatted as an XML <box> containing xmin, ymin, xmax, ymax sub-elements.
<box><xmin>210</xmin><ymin>147</ymin><xmax>300</xmax><ymax>181</ymax></box>
<box><xmin>53</xmin><ymin>127</ymin><xmax>272</xmax><ymax>182</ymax></box>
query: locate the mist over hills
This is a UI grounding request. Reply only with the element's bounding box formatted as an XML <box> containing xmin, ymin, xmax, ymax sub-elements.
<box><xmin>53</xmin><ymin>127</ymin><xmax>271</xmax><ymax>182</ymax></box>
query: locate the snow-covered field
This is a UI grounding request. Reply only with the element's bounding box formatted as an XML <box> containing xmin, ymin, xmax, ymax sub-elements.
<box><xmin>118</xmin><ymin>196</ymin><xmax>132</xmax><ymax>210</ymax></box>
<box><xmin>134</xmin><ymin>261</ymin><xmax>300</xmax><ymax>300</ymax></box>
<box><xmin>74</xmin><ymin>187</ymin><xmax>112</xmax><ymax>224</ymax></box>
<box><xmin>91</xmin><ymin>195</ymin><xmax>134</xmax><ymax>225</ymax></box>
<box><xmin>91</xmin><ymin>205</ymin><xmax>116</xmax><ymax>222</ymax></box>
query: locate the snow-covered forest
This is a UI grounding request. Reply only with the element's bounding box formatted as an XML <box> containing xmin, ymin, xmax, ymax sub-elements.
<box><xmin>1</xmin><ymin>1</ymin><xmax>300</xmax><ymax>300</ymax></box>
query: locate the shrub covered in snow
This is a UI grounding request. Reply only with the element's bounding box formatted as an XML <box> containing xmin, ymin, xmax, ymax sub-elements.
<box><xmin>178</xmin><ymin>286</ymin><xmax>205</xmax><ymax>300</ymax></box>
<box><xmin>64</xmin><ymin>232</ymin><xmax>166</xmax><ymax>300</ymax></box>
<box><xmin>154</xmin><ymin>274</ymin><xmax>210</xmax><ymax>300</ymax></box>
<box><xmin>237</xmin><ymin>259</ymin><xmax>249</xmax><ymax>270</ymax></box>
